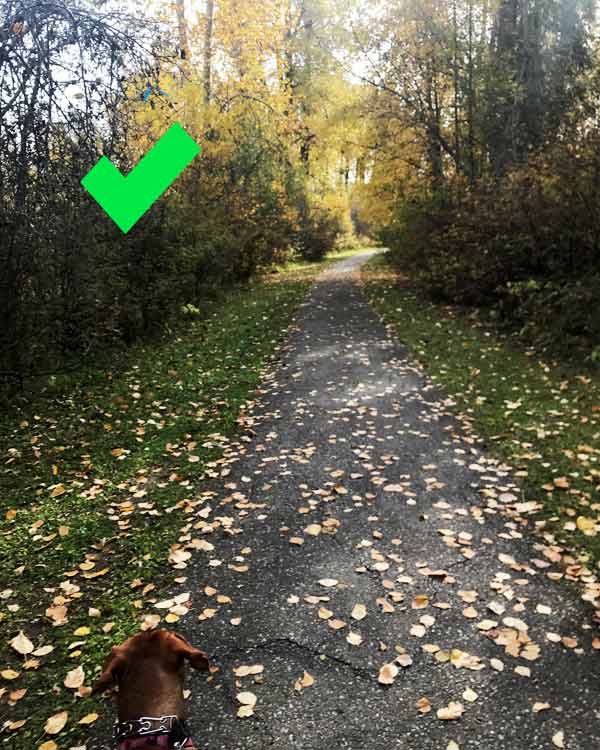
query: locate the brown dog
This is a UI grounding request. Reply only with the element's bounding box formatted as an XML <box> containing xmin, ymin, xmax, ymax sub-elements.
<box><xmin>92</xmin><ymin>630</ymin><xmax>210</xmax><ymax>750</ymax></box>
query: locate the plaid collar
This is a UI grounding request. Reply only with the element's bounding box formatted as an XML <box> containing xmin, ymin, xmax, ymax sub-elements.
<box><xmin>114</xmin><ymin>715</ymin><xmax>194</xmax><ymax>750</ymax></box>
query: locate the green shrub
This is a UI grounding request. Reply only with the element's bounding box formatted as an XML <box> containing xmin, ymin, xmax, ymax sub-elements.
<box><xmin>296</xmin><ymin>206</ymin><xmax>343</xmax><ymax>261</ymax></box>
<box><xmin>382</xmin><ymin>133</ymin><xmax>600</xmax><ymax>355</ymax></box>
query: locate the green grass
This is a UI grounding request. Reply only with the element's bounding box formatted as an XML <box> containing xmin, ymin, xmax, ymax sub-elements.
<box><xmin>363</xmin><ymin>253</ymin><xmax>600</xmax><ymax>569</ymax></box>
<box><xmin>0</xmin><ymin>251</ymin><xmax>349</xmax><ymax>749</ymax></box>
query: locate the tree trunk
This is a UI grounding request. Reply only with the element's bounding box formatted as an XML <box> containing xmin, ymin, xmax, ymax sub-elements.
<box><xmin>175</xmin><ymin>0</ymin><xmax>189</xmax><ymax>64</ymax></box>
<box><xmin>203</xmin><ymin>0</ymin><xmax>214</xmax><ymax>102</ymax></box>
<box><xmin>467</xmin><ymin>0</ymin><xmax>476</xmax><ymax>185</ymax></box>
<box><xmin>452</xmin><ymin>0</ymin><xmax>461</xmax><ymax>174</ymax></box>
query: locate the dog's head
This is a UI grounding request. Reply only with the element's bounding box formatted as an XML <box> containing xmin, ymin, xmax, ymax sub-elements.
<box><xmin>92</xmin><ymin>629</ymin><xmax>210</xmax><ymax>696</ymax></box>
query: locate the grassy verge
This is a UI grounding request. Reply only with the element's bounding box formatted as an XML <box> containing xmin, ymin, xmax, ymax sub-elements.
<box><xmin>362</xmin><ymin>253</ymin><xmax>600</xmax><ymax>568</ymax></box>
<box><xmin>0</xmin><ymin>251</ymin><xmax>348</xmax><ymax>749</ymax></box>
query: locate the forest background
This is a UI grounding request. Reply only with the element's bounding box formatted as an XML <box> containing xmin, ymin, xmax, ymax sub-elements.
<box><xmin>1</xmin><ymin>0</ymin><xmax>600</xmax><ymax>384</ymax></box>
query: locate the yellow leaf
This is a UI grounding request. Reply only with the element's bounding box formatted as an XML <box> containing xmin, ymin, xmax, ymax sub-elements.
<box><xmin>1</xmin><ymin>669</ymin><xmax>20</xmax><ymax>680</ymax></box>
<box><xmin>8</xmin><ymin>719</ymin><xmax>27</xmax><ymax>730</ymax></box>
<box><xmin>576</xmin><ymin>516</ymin><xmax>597</xmax><ymax>536</ymax></box>
<box><xmin>304</xmin><ymin>524</ymin><xmax>322</xmax><ymax>536</ymax></box>
<box><xmin>44</xmin><ymin>711</ymin><xmax>68</xmax><ymax>734</ymax></box>
<box><xmin>79</xmin><ymin>713</ymin><xmax>98</xmax><ymax>725</ymax></box>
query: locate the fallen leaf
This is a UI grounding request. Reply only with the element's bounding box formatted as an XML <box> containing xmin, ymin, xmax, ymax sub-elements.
<box><xmin>304</xmin><ymin>524</ymin><xmax>322</xmax><ymax>536</ymax></box>
<box><xmin>8</xmin><ymin>719</ymin><xmax>27</xmax><ymax>730</ymax></box>
<box><xmin>234</xmin><ymin>664</ymin><xmax>263</xmax><ymax>677</ymax></box>
<box><xmin>476</xmin><ymin>620</ymin><xmax>498</xmax><ymax>631</ymax></box>
<box><xmin>237</xmin><ymin>691</ymin><xmax>257</xmax><ymax>706</ymax></box>
<box><xmin>44</xmin><ymin>711</ymin><xmax>68</xmax><ymax>734</ymax></box>
<box><xmin>294</xmin><ymin>671</ymin><xmax>315</xmax><ymax>691</ymax></box>
<box><xmin>64</xmin><ymin>666</ymin><xmax>85</xmax><ymax>689</ymax></box>
<box><xmin>10</xmin><ymin>632</ymin><xmax>34</xmax><ymax>655</ymax></box>
<box><xmin>378</xmin><ymin>662</ymin><xmax>399</xmax><ymax>685</ymax></box>
<box><xmin>318</xmin><ymin>579</ymin><xmax>338</xmax><ymax>588</ymax></box>
<box><xmin>576</xmin><ymin>517</ymin><xmax>597</xmax><ymax>536</ymax></box>
<box><xmin>351</xmin><ymin>603</ymin><xmax>367</xmax><ymax>621</ymax></box>
<box><xmin>515</xmin><ymin>666</ymin><xmax>531</xmax><ymax>677</ymax></box>
<box><xmin>437</xmin><ymin>702</ymin><xmax>464</xmax><ymax>721</ymax></box>
<box><xmin>79</xmin><ymin>713</ymin><xmax>98</xmax><ymax>725</ymax></box>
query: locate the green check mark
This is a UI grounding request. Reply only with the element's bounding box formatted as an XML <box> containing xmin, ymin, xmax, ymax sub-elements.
<box><xmin>81</xmin><ymin>123</ymin><xmax>201</xmax><ymax>234</ymax></box>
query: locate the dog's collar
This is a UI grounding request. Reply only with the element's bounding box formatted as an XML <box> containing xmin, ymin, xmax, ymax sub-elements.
<box><xmin>114</xmin><ymin>715</ymin><xmax>194</xmax><ymax>750</ymax></box>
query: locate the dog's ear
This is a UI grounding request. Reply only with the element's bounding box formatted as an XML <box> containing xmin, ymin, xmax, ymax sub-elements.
<box><xmin>171</xmin><ymin>633</ymin><xmax>210</xmax><ymax>671</ymax></box>
<box><xmin>91</xmin><ymin>646</ymin><xmax>128</xmax><ymax>695</ymax></box>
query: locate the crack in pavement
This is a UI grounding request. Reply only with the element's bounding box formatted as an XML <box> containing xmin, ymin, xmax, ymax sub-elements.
<box><xmin>213</xmin><ymin>636</ymin><xmax>374</xmax><ymax>681</ymax></box>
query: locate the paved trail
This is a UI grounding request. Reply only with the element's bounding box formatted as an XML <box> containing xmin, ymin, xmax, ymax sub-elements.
<box><xmin>158</xmin><ymin>252</ymin><xmax>597</xmax><ymax>749</ymax></box>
